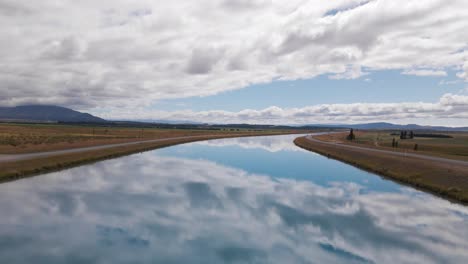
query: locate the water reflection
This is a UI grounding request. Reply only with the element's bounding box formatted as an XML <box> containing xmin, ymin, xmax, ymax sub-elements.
<box><xmin>193</xmin><ymin>134</ymin><xmax>308</xmax><ymax>152</ymax></box>
<box><xmin>0</xmin><ymin>135</ymin><xmax>467</xmax><ymax>263</ymax></box>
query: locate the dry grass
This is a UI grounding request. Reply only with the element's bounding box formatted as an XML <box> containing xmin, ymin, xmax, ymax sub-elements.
<box><xmin>294</xmin><ymin>136</ymin><xmax>468</xmax><ymax>205</ymax></box>
<box><xmin>0</xmin><ymin>135</ymin><xmax>232</xmax><ymax>182</ymax></box>
<box><xmin>316</xmin><ymin>131</ymin><xmax>468</xmax><ymax>161</ymax></box>
<box><xmin>0</xmin><ymin>123</ymin><xmax>300</xmax><ymax>182</ymax></box>
<box><xmin>0</xmin><ymin>123</ymin><xmax>281</xmax><ymax>154</ymax></box>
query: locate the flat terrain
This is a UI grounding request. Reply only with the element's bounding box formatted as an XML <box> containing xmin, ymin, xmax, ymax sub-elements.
<box><xmin>316</xmin><ymin>130</ymin><xmax>468</xmax><ymax>161</ymax></box>
<box><xmin>307</xmin><ymin>134</ymin><xmax>468</xmax><ymax>166</ymax></box>
<box><xmin>0</xmin><ymin>123</ymin><xmax>255</xmax><ymax>154</ymax></box>
<box><xmin>0</xmin><ymin>123</ymin><xmax>300</xmax><ymax>181</ymax></box>
<box><xmin>0</xmin><ymin>135</ymin><xmax>240</xmax><ymax>163</ymax></box>
<box><xmin>295</xmin><ymin>133</ymin><xmax>468</xmax><ymax>204</ymax></box>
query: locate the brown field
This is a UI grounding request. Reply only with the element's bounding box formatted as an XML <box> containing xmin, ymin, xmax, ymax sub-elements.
<box><xmin>294</xmin><ymin>136</ymin><xmax>468</xmax><ymax>204</ymax></box>
<box><xmin>0</xmin><ymin>123</ymin><xmax>300</xmax><ymax>181</ymax></box>
<box><xmin>0</xmin><ymin>123</ymin><xmax>288</xmax><ymax>154</ymax></box>
<box><xmin>316</xmin><ymin>130</ymin><xmax>468</xmax><ymax>161</ymax></box>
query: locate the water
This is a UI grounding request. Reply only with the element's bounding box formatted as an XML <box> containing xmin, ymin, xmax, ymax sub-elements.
<box><xmin>0</xmin><ymin>135</ymin><xmax>467</xmax><ymax>263</ymax></box>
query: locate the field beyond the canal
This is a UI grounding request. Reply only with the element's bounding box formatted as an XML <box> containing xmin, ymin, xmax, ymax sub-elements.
<box><xmin>0</xmin><ymin>123</ymin><xmax>298</xmax><ymax>181</ymax></box>
<box><xmin>0</xmin><ymin>123</ymin><xmax>262</xmax><ymax>154</ymax></box>
<box><xmin>295</xmin><ymin>132</ymin><xmax>468</xmax><ymax>204</ymax></box>
<box><xmin>315</xmin><ymin>130</ymin><xmax>468</xmax><ymax>161</ymax></box>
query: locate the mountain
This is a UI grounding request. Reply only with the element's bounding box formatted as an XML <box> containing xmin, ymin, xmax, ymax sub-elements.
<box><xmin>0</xmin><ymin>105</ymin><xmax>106</xmax><ymax>123</ymax></box>
<box><xmin>306</xmin><ymin>122</ymin><xmax>468</xmax><ymax>131</ymax></box>
<box><xmin>2</xmin><ymin>106</ymin><xmax>466</xmax><ymax>131</ymax></box>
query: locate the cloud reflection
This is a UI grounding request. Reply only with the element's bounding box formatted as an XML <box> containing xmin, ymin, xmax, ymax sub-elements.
<box><xmin>0</xmin><ymin>152</ymin><xmax>467</xmax><ymax>263</ymax></box>
<box><xmin>194</xmin><ymin>135</ymin><xmax>310</xmax><ymax>153</ymax></box>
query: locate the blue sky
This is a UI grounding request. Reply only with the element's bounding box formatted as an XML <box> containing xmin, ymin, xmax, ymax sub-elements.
<box><xmin>153</xmin><ymin>70</ymin><xmax>464</xmax><ymax>112</ymax></box>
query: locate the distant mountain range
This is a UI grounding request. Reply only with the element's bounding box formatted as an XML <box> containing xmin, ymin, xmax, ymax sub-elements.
<box><xmin>307</xmin><ymin>122</ymin><xmax>468</xmax><ymax>131</ymax></box>
<box><xmin>1</xmin><ymin>105</ymin><xmax>467</xmax><ymax>131</ymax></box>
<box><xmin>0</xmin><ymin>105</ymin><xmax>105</xmax><ymax>123</ymax></box>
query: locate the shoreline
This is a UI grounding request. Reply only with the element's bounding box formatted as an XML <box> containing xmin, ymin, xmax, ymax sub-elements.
<box><xmin>294</xmin><ymin>135</ymin><xmax>468</xmax><ymax>205</ymax></box>
<box><xmin>0</xmin><ymin>132</ymin><xmax>294</xmax><ymax>183</ymax></box>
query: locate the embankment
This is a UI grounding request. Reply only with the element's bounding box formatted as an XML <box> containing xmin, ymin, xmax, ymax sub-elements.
<box><xmin>0</xmin><ymin>133</ymin><xmax>288</xmax><ymax>182</ymax></box>
<box><xmin>294</xmin><ymin>136</ymin><xmax>468</xmax><ymax>204</ymax></box>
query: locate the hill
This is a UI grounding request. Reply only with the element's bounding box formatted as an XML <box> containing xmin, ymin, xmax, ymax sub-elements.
<box><xmin>0</xmin><ymin>105</ymin><xmax>106</xmax><ymax>123</ymax></box>
<box><xmin>306</xmin><ymin>122</ymin><xmax>468</xmax><ymax>131</ymax></box>
<box><xmin>345</xmin><ymin>122</ymin><xmax>468</xmax><ymax>131</ymax></box>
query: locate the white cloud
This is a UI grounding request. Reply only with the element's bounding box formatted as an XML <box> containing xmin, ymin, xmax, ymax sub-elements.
<box><xmin>438</xmin><ymin>79</ymin><xmax>460</xmax><ymax>85</ymax></box>
<box><xmin>457</xmin><ymin>61</ymin><xmax>468</xmax><ymax>81</ymax></box>
<box><xmin>95</xmin><ymin>93</ymin><xmax>468</xmax><ymax>125</ymax></box>
<box><xmin>0</xmin><ymin>0</ymin><xmax>467</xmax><ymax>109</ymax></box>
<box><xmin>402</xmin><ymin>69</ymin><xmax>447</xmax><ymax>77</ymax></box>
<box><xmin>329</xmin><ymin>64</ymin><xmax>368</xmax><ymax>80</ymax></box>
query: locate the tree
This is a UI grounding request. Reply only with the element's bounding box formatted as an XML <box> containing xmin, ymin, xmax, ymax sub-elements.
<box><xmin>409</xmin><ymin>131</ymin><xmax>414</xmax><ymax>139</ymax></box>
<box><xmin>347</xmin><ymin>129</ymin><xmax>355</xmax><ymax>141</ymax></box>
<box><xmin>395</xmin><ymin>141</ymin><xmax>399</xmax><ymax>148</ymax></box>
<box><xmin>392</xmin><ymin>138</ymin><xmax>396</xmax><ymax>148</ymax></box>
<box><xmin>414</xmin><ymin>143</ymin><xmax>418</xmax><ymax>151</ymax></box>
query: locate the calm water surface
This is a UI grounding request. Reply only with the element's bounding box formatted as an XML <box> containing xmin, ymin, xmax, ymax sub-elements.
<box><xmin>1</xmin><ymin>135</ymin><xmax>468</xmax><ymax>263</ymax></box>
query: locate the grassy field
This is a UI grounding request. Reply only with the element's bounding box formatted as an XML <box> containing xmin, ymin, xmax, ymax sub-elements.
<box><xmin>316</xmin><ymin>130</ymin><xmax>468</xmax><ymax>161</ymax></box>
<box><xmin>0</xmin><ymin>123</ymin><xmax>301</xmax><ymax>182</ymax></box>
<box><xmin>295</xmin><ymin>135</ymin><xmax>468</xmax><ymax>205</ymax></box>
<box><xmin>0</xmin><ymin>123</ymin><xmax>287</xmax><ymax>154</ymax></box>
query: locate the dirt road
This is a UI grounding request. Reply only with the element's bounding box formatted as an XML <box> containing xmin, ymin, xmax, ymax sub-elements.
<box><xmin>305</xmin><ymin>134</ymin><xmax>468</xmax><ymax>167</ymax></box>
<box><xmin>0</xmin><ymin>135</ymin><xmax>222</xmax><ymax>163</ymax></box>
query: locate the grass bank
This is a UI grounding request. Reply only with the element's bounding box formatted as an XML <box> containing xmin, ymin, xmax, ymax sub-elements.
<box><xmin>0</xmin><ymin>132</ymin><xmax>293</xmax><ymax>183</ymax></box>
<box><xmin>294</xmin><ymin>136</ymin><xmax>468</xmax><ymax>205</ymax></box>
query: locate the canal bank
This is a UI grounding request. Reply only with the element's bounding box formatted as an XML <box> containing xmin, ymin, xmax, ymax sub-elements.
<box><xmin>294</xmin><ymin>135</ymin><xmax>468</xmax><ymax>204</ymax></box>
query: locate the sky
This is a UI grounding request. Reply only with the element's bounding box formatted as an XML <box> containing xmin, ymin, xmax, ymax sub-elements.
<box><xmin>1</xmin><ymin>0</ymin><xmax>468</xmax><ymax>126</ymax></box>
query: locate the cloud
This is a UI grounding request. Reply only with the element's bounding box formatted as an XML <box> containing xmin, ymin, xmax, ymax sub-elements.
<box><xmin>402</xmin><ymin>69</ymin><xmax>447</xmax><ymax>77</ymax></box>
<box><xmin>438</xmin><ymin>79</ymin><xmax>460</xmax><ymax>85</ymax></box>
<box><xmin>186</xmin><ymin>47</ymin><xmax>224</xmax><ymax>74</ymax></box>
<box><xmin>457</xmin><ymin>61</ymin><xmax>468</xmax><ymax>81</ymax></box>
<box><xmin>324</xmin><ymin>0</ymin><xmax>372</xmax><ymax>17</ymax></box>
<box><xmin>329</xmin><ymin>64</ymin><xmax>368</xmax><ymax>79</ymax></box>
<box><xmin>0</xmin><ymin>0</ymin><xmax>467</xmax><ymax>109</ymax></box>
<box><xmin>96</xmin><ymin>93</ymin><xmax>468</xmax><ymax>125</ymax></box>
<box><xmin>221</xmin><ymin>0</ymin><xmax>271</xmax><ymax>11</ymax></box>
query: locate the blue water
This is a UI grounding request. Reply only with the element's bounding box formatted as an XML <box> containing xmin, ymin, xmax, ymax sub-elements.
<box><xmin>0</xmin><ymin>134</ymin><xmax>467</xmax><ymax>263</ymax></box>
